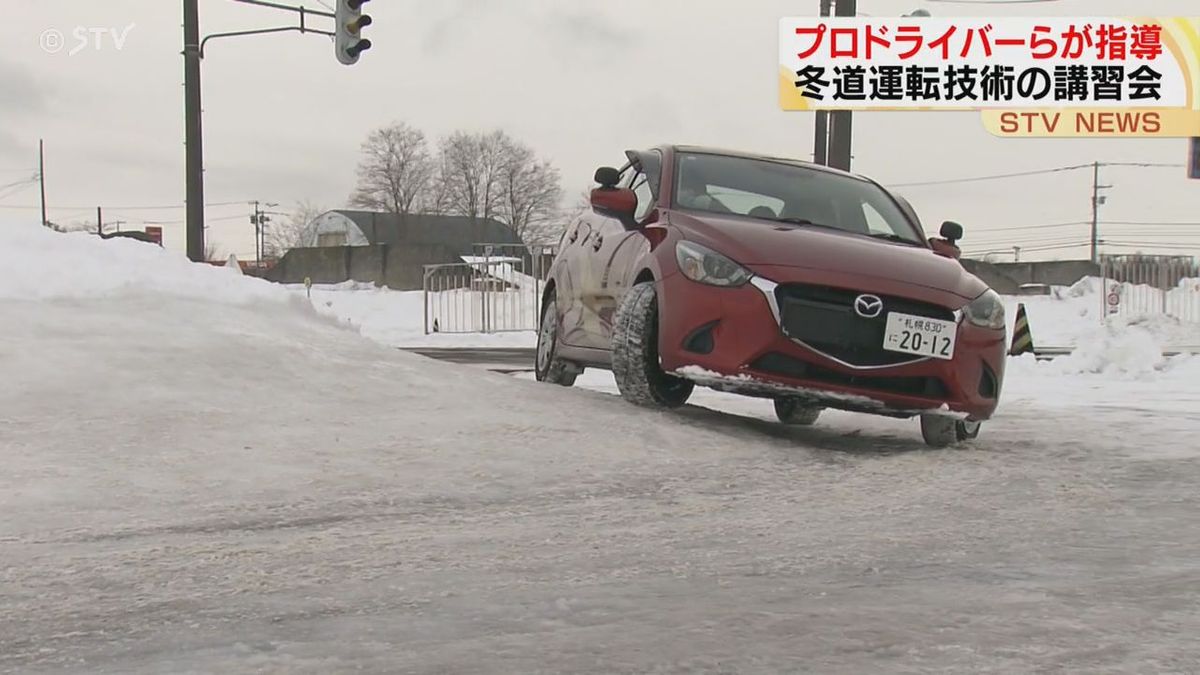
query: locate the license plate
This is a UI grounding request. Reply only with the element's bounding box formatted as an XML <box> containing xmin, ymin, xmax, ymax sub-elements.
<box><xmin>883</xmin><ymin>312</ymin><xmax>957</xmax><ymax>360</ymax></box>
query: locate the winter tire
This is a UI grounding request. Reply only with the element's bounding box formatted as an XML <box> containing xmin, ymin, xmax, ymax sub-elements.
<box><xmin>611</xmin><ymin>281</ymin><xmax>694</xmax><ymax>409</ymax></box>
<box><xmin>956</xmin><ymin>420</ymin><xmax>982</xmax><ymax>442</ymax></box>
<box><xmin>774</xmin><ymin>399</ymin><xmax>823</xmax><ymax>426</ymax></box>
<box><xmin>920</xmin><ymin>415</ymin><xmax>981</xmax><ymax>447</ymax></box>
<box><xmin>535</xmin><ymin>290</ymin><xmax>577</xmax><ymax>387</ymax></box>
<box><xmin>919</xmin><ymin>414</ymin><xmax>958</xmax><ymax>448</ymax></box>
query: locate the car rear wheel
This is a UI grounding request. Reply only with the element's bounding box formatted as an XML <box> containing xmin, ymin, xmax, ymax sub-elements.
<box><xmin>535</xmin><ymin>290</ymin><xmax>577</xmax><ymax>387</ymax></box>
<box><xmin>612</xmin><ymin>281</ymin><xmax>694</xmax><ymax>409</ymax></box>
<box><xmin>920</xmin><ymin>414</ymin><xmax>981</xmax><ymax>448</ymax></box>
<box><xmin>773</xmin><ymin>398</ymin><xmax>823</xmax><ymax>426</ymax></box>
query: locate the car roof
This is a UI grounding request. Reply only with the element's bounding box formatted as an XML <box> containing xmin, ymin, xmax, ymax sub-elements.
<box><xmin>661</xmin><ymin>144</ymin><xmax>871</xmax><ymax>182</ymax></box>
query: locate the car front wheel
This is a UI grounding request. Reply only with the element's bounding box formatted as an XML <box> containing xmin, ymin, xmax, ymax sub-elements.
<box><xmin>611</xmin><ymin>281</ymin><xmax>694</xmax><ymax>409</ymax></box>
<box><xmin>920</xmin><ymin>414</ymin><xmax>981</xmax><ymax>448</ymax></box>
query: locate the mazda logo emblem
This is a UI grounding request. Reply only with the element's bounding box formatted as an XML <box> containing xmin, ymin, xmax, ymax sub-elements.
<box><xmin>854</xmin><ymin>294</ymin><xmax>883</xmax><ymax>318</ymax></box>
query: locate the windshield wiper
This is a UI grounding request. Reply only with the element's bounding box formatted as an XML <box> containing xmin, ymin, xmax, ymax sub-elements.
<box><xmin>866</xmin><ymin>232</ymin><xmax>923</xmax><ymax>247</ymax></box>
<box><xmin>769</xmin><ymin>216</ymin><xmax>843</xmax><ymax>231</ymax></box>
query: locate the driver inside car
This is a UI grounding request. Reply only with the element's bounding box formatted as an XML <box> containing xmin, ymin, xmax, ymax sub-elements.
<box><xmin>677</xmin><ymin>171</ymin><xmax>731</xmax><ymax>213</ymax></box>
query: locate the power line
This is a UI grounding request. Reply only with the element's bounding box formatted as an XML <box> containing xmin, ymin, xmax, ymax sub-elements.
<box><xmin>968</xmin><ymin>220</ymin><xmax>1090</xmax><ymax>234</ymax></box>
<box><xmin>0</xmin><ymin>200</ymin><xmax>251</xmax><ymax>211</ymax></box>
<box><xmin>890</xmin><ymin>164</ymin><xmax>1092</xmax><ymax>188</ymax></box>
<box><xmin>890</xmin><ymin>161</ymin><xmax>1187</xmax><ymax>189</ymax></box>
<box><xmin>1099</xmin><ymin>220</ymin><xmax>1200</xmax><ymax>227</ymax></box>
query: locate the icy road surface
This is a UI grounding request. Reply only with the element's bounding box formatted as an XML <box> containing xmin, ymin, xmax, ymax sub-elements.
<box><xmin>2</xmin><ymin>229</ymin><xmax>1200</xmax><ymax>673</ymax></box>
<box><xmin>5</xmin><ymin>299</ymin><xmax>1200</xmax><ymax>673</ymax></box>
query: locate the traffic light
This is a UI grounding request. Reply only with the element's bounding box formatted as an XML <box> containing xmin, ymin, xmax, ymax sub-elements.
<box><xmin>335</xmin><ymin>0</ymin><xmax>372</xmax><ymax>66</ymax></box>
<box><xmin>1190</xmin><ymin>137</ymin><xmax>1200</xmax><ymax>180</ymax></box>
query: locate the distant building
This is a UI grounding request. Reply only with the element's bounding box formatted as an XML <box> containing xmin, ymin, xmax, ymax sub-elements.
<box><xmin>305</xmin><ymin>210</ymin><xmax>523</xmax><ymax>249</ymax></box>
<box><xmin>267</xmin><ymin>210</ymin><xmax>528</xmax><ymax>290</ymax></box>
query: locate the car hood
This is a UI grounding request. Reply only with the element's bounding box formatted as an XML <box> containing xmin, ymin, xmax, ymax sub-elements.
<box><xmin>670</xmin><ymin>211</ymin><xmax>987</xmax><ymax>301</ymax></box>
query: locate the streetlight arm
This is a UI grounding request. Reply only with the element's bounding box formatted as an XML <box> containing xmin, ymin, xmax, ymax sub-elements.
<box><xmin>201</xmin><ymin>25</ymin><xmax>334</xmax><ymax>58</ymax></box>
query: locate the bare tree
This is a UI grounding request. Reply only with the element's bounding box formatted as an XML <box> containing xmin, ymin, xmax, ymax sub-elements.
<box><xmin>204</xmin><ymin>240</ymin><xmax>222</xmax><ymax>263</ymax></box>
<box><xmin>433</xmin><ymin>130</ymin><xmax>510</xmax><ymax>222</ymax></box>
<box><xmin>498</xmin><ymin>139</ymin><xmax>562</xmax><ymax>243</ymax></box>
<box><xmin>264</xmin><ymin>199</ymin><xmax>325</xmax><ymax>258</ymax></box>
<box><xmin>349</xmin><ymin>122</ymin><xmax>435</xmax><ymax>218</ymax></box>
<box><xmin>432</xmin><ymin>130</ymin><xmax>565</xmax><ymax>244</ymax></box>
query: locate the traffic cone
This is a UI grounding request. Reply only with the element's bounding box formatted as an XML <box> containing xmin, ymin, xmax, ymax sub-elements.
<box><xmin>1008</xmin><ymin>303</ymin><xmax>1034</xmax><ymax>356</ymax></box>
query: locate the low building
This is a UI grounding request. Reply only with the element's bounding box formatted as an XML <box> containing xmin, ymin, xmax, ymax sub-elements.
<box><xmin>267</xmin><ymin>210</ymin><xmax>527</xmax><ymax>290</ymax></box>
<box><xmin>305</xmin><ymin>210</ymin><xmax>522</xmax><ymax>249</ymax></box>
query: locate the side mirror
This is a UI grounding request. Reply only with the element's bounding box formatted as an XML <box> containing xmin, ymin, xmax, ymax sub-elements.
<box><xmin>594</xmin><ymin>166</ymin><xmax>621</xmax><ymax>188</ymax></box>
<box><xmin>940</xmin><ymin>221</ymin><xmax>964</xmax><ymax>244</ymax></box>
<box><xmin>590</xmin><ymin>186</ymin><xmax>637</xmax><ymax>223</ymax></box>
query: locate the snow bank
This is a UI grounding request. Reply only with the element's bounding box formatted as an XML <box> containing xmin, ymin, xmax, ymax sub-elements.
<box><xmin>0</xmin><ymin>223</ymin><xmax>287</xmax><ymax>306</ymax></box>
<box><xmin>1003</xmin><ymin>276</ymin><xmax>1200</xmax><ymax>350</ymax></box>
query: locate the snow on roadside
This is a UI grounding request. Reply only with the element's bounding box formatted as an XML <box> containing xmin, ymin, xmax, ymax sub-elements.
<box><xmin>1004</xmin><ymin>276</ymin><xmax>1200</xmax><ymax>350</ymax></box>
<box><xmin>293</xmin><ymin>281</ymin><xmax>537</xmax><ymax>348</ymax></box>
<box><xmin>0</xmin><ymin>224</ymin><xmax>286</xmax><ymax>306</ymax></box>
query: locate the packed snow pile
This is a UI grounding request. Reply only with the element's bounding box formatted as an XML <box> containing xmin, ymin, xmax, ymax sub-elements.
<box><xmin>0</xmin><ymin>224</ymin><xmax>284</xmax><ymax>306</ymax></box>
<box><xmin>1007</xmin><ymin>325</ymin><xmax>1199</xmax><ymax>381</ymax></box>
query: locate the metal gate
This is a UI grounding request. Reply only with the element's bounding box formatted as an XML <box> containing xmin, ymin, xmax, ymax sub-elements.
<box><xmin>423</xmin><ymin>243</ymin><xmax>557</xmax><ymax>334</ymax></box>
<box><xmin>1101</xmin><ymin>255</ymin><xmax>1200</xmax><ymax>323</ymax></box>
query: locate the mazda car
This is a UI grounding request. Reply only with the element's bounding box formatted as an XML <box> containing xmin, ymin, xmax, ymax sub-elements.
<box><xmin>534</xmin><ymin>146</ymin><xmax>1007</xmax><ymax>447</ymax></box>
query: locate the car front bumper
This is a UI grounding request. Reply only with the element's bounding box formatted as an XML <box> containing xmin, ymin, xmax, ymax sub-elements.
<box><xmin>656</xmin><ymin>269</ymin><xmax>1007</xmax><ymax>421</ymax></box>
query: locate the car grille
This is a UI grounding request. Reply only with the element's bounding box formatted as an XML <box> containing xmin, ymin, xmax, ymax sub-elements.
<box><xmin>751</xmin><ymin>352</ymin><xmax>949</xmax><ymax>399</ymax></box>
<box><xmin>774</xmin><ymin>283</ymin><xmax>956</xmax><ymax>367</ymax></box>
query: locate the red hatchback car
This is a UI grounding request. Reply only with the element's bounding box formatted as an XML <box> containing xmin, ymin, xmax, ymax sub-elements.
<box><xmin>535</xmin><ymin>146</ymin><xmax>1007</xmax><ymax>447</ymax></box>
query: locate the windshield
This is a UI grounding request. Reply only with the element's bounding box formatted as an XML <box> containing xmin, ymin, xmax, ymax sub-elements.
<box><xmin>672</xmin><ymin>152</ymin><xmax>926</xmax><ymax>245</ymax></box>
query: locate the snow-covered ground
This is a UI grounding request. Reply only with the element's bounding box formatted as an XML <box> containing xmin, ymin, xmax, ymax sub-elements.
<box><xmin>4</xmin><ymin>224</ymin><xmax>1200</xmax><ymax>673</ymax></box>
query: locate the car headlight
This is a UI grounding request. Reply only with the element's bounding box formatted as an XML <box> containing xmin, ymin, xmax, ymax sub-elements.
<box><xmin>963</xmin><ymin>289</ymin><xmax>1006</xmax><ymax>330</ymax></box>
<box><xmin>675</xmin><ymin>241</ymin><xmax>751</xmax><ymax>287</ymax></box>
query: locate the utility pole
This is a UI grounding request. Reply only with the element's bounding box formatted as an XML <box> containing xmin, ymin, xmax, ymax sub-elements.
<box><xmin>252</xmin><ymin>201</ymin><xmax>261</xmax><ymax>265</ymax></box>
<box><xmin>1089</xmin><ymin>162</ymin><xmax>1099</xmax><ymax>264</ymax></box>
<box><xmin>38</xmin><ymin>140</ymin><xmax>48</xmax><ymax>228</ymax></box>
<box><xmin>184</xmin><ymin>0</ymin><xmax>206</xmax><ymax>263</ymax></box>
<box><xmin>813</xmin><ymin>0</ymin><xmax>833</xmax><ymax>166</ymax></box>
<box><xmin>97</xmin><ymin>206</ymin><xmax>103</xmax><ymax>236</ymax></box>
<box><xmin>1013</xmin><ymin>246</ymin><xmax>1021</xmax><ymax>262</ymax></box>
<box><xmin>1089</xmin><ymin>162</ymin><xmax>1113</xmax><ymax>265</ymax></box>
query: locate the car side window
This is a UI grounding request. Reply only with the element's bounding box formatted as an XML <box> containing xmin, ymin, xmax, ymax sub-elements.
<box><xmin>630</xmin><ymin>151</ymin><xmax>662</xmax><ymax>222</ymax></box>
<box><xmin>632</xmin><ymin>173</ymin><xmax>655</xmax><ymax>221</ymax></box>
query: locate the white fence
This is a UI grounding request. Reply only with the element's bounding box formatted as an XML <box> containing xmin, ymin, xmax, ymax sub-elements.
<box><xmin>1101</xmin><ymin>257</ymin><xmax>1200</xmax><ymax>323</ymax></box>
<box><xmin>422</xmin><ymin>244</ymin><xmax>556</xmax><ymax>334</ymax></box>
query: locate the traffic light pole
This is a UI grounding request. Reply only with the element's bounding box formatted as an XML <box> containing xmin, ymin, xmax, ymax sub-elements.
<box><xmin>181</xmin><ymin>0</ymin><xmax>344</xmax><ymax>263</ymax></box>
<box><xmin>184</xmin><ymin>0</ymin><xmax>205</xmax><ymax>262</ymax></box>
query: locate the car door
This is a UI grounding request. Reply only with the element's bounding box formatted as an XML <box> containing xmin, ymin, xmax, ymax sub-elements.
<box><xmin>593</xmin><ymin>151</ymin><xmax>661</xmax><ymax>345</ymax></box>
<box><xmin>573</xmin><ymin>165</ymin><xmax>631</xmax><ymax>350</ymax></box>
<box><xmin>554</xmin><ymin>212</ymin><xmax>596</xmax><ymax>348</ymax></box>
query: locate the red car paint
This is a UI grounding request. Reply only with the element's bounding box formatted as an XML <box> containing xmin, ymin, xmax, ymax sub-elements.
<box><xmin>546</xmin><ymin>145</ymin><xmax>1006</xmax><ymax>421</ymax></box>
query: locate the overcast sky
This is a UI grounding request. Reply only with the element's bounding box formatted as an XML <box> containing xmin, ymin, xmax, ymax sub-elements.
<box><xmin>1</xmin><ymin>0</ymin><xmax>1197</xmax><ymax>261</ymax></box>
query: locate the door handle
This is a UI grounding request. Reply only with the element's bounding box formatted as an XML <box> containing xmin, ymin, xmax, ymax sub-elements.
<box><xmin>592</xmin><ymin>236</ymin><xmax>603</xmax><ymax>251</ymax></box>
